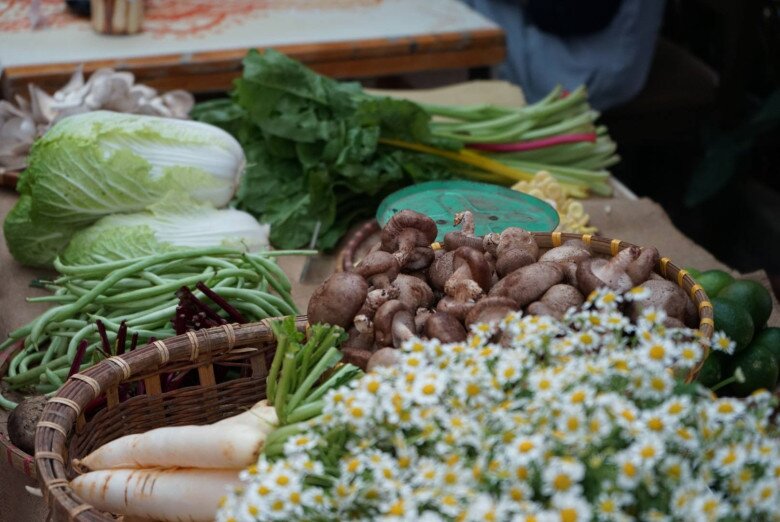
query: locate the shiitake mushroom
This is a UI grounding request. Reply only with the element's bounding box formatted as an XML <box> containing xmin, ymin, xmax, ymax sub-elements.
<box><xmin>310</xmin><ymin>212</ymin><xmax>698</xmax><ymax>369</ymax></box>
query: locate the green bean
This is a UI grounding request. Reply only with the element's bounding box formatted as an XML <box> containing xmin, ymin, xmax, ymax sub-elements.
<box><xmin>255</xmin><ymin>250</ymin><xmax>317</xmax><ymax>257</ymax></box>
<box><xmin>35</xmin><ymin>384</ymin><xmax>59</xmax><ymax>394</ymax></box>
<box><xmin>44</xmin><ymin>368</ymin><xmax>64</xmax><ymax>387</ymax></box>
<box><xmin>72</xmin><ymin>278</ymin><xmax>154</xmax><ymax>291</ymax></box>
<box><xmin>124</xmin><ymin>305</ymin><xmax>179</xmax><ymax>327</ymax></box>
<box><xmin>19</xmin><ymin>351</ymin><xmax>45</xmax><ymax>373</ymax></box>
<box><xmin>214</xmin><ymin>277</ymin><xmax>237</xmax><ymax>288</ymax></box>
<box><xmin>97</xmin><ymin>269</ymin><xmax>215</xmax><ymax>305</ymax></box>
<box><xmin>27</xmin><ymin>295</ymin><xmax>78</xmax><ymax>303</ymax></box>
<box><xmin>111</xmin><ymin>300</ymin><xmax>178</xmax><ymax>322</ymax></box>
<box><xmin>245</xmin><ymin>254</ymin><xmax>292</xmax><ymax>292</ymax></box>
<box><xmin>67</xmin><ymin>323</ymin><xmax>98</xmax><ymax>361</ymax></box>
<box><xmin>54</xmin><ymin>256</ymin><xmax>140</xmax><ymax>277</ymax></box>
<box><xmin>0</xmin><ymin>393</ymin><xmax>19</xmax><ymax>409</ymax></box>
<box><xmin>243</xmin><ymin>255</ymin><xmax>297</xmax><ymax>311</ymax></box>
<box><xmin>231</xmin><ymin>301</ymin><xmax>268</xmax><ymax>319</ymax></box>
<box><xmin>5</xmin><ymin>349</ymin><xmax>90</xmax><ymax>387</ymax></box>
<box><xmin>140</xmin><ymin>271</ymin><xmax>167</xmax><ymax>286</ymax></box>
<box><xmin>41</xmin><ymin>336</ymin><xmax>63</xmax><ymax>365</ymax></box>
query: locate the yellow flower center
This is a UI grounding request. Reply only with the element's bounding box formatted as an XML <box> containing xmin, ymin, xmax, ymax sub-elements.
<box><xmin>389</xmin><ymin>500</ymin><xmax>405</xmax><ymax>516</ymax></box>
<box><xmin>623</xmin><ymin>462</ymin><xmax>637</xmax><ymax>477</ymax></box>
<box><xmin>518</xmin><ymin>440</ymin><xmax>535</xmax><ymax>452</ymax></box>
<box><xmin>367</xmin><ymin>381</ymin><xmax>380</xmax><ymax>393</ymax></box>
<box><xmin>276</xmin><ymin>475</ymin><xmax>289</xmax><ymax>486</ymax></box>
<box><xmin>649</xmin><ymin>345</ymin><xmax>665</xmax><ymax>360</ymax></box>
<box><xmin>668</xmin><ymin>403</ymin><xmax>684</xmax><ymax>415</ymax></box>
<box><xmin>553</xmin><ymin>474</ymin><xmax>572</xmax><ymax>491</ymax></box>
<box><xmin>571</xmin><ymin>390</ymin><xmax>586</xmax><ymax>403</ymax></box>
<box><xmin>248</xmin><ymin>505</ymin><xmax>259</xmax><ymax>515</ymax></box>
<box><xmin>647</xmin><ymin>418</ymin><xmax>664</xmax><ymax>431</ymax></box>
<box><xmin>722</xmin><ymin>451</ymin><xmax>737</xmax><ymax>465</ymax></box>
<box><xmin>350</xmin><ymin>407</ymin><xmax>364</xmax><ymax>418</ymax></box>
<box><xmin>650</xmin><ymin>377</ymin><xmax>666</xmax><ymax>391</ymax></box>
<box><xmin>466</xmin><ymin>383</ymin><xmax>481</xmax><ymax>396</ymax></box>
<box><xmin>561</xmin><ymin>507</ymin><xmax>578</xmax><ymax>522</ymax></box>
<box><xmin>717</xmin><ymin>403</ymin><xmax>735</xmax><ymax>414</ymax></box>
<box><xmin>422</xmin><ymin>383</ymin><xmax>436</xmax><ymax>395</ymax></box>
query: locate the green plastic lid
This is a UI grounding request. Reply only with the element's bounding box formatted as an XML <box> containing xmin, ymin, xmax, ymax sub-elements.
<box><xmin>377</xmin><ymin>180</ymin><xmax>559</xmax><ymax>241</ymax></box>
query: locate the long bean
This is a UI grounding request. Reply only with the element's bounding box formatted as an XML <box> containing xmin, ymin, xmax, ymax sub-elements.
<box><xmin>2</xmin><ymin>248</ymin><xmax>299</xmax><ymax>407</ymax></box>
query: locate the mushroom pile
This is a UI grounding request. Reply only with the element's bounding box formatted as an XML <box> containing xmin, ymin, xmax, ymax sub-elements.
<box><xmin>307</xmin><ymin>210</ymin><xmax>699</xmax><ymax>371</ymax></box>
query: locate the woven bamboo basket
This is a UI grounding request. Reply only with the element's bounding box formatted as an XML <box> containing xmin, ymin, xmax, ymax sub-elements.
<box><xmin>338</xmin><ymin>222</ymin><xmax>715</xmax><ymax>369</ymax></box>
<box><xmin>36</xmin><ymin>316</ymin><xmax>307</xmax><ymax>522</ymax></box>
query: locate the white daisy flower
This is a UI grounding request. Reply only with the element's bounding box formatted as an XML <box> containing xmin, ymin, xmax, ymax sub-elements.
<box><xmin>542</xmin><ymin>458</ymin><xmax>585</xmax><ymax>496</ymax></box>
<box><xmin>710</xmin><ymin>331</ymin><xmax>736</xmax><ymax>355</ymax></box>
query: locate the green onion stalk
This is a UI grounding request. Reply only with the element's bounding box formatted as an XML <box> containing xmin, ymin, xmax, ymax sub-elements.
<box><xmin>263</xmin><ymin>317</ymin><xmax>362</xmax><ymax>459</ymax></box>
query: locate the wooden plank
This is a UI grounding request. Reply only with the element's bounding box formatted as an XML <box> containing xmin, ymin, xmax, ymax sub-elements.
<box><xmin>2</xmin><ymin>28</ymin><xmax>505</xmax><ymax>97</ymax></box>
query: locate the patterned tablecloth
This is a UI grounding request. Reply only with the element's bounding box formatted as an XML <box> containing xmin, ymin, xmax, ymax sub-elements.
<box><xmin>0</xmin><ymin>0</ymin><xmax>500</xmax><ymax>90</ymax></box>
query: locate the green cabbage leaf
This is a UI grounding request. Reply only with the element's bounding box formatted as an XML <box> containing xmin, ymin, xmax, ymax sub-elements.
<box><xmin>60</xmin><ymin>196</ymin><xmax>269</xmax><ymax>266</ymax></box>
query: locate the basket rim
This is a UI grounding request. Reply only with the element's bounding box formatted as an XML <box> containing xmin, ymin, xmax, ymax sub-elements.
<box><xmin>35</xmin><ymin>315</ymin><xmax>307</xmax><ymax>522</ymax></box>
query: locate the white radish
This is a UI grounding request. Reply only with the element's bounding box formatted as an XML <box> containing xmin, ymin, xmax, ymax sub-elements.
<box><xmin>75</xmin><ymin>400</ymin><xmax>277</xmax><ymax>470</ymax></box>
<box><xmin>70</xmin><ymin>468</ymin><xmax>240</xmax><ymax>522</ymax></box>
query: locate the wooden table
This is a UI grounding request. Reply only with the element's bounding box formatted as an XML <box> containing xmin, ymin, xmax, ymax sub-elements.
<box><xmin>0</xmin><ymin>0</ymin><xmax>505</xmax><ymax>98</ymax></box>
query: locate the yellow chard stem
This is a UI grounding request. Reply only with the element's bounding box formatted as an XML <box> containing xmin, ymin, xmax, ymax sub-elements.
<box><xmin>379</xmin><ymin>138</ymin><xmax>536</xmax><ymax>183</ymax></box>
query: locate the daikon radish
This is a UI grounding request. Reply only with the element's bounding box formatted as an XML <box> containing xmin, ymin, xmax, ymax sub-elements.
<box><xmin>76</xmin><ymin>400</ymin><xmax>277</xmax><ymax>470</ymax></box>
<box><xmin>70</xmin><ymin>468</ymin><xmax>239</xmax><ymax>522</ymax></box>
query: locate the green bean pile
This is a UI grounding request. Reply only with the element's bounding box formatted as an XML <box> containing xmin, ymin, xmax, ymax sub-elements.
<box><xmin>0</xmin><ymin>247</ymin><xmax>311</xmax><ymax>409</ymax></box>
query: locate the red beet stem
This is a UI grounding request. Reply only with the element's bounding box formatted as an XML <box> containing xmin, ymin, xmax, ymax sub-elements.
<box><xmin>196</xmin><ymin>282</ymin><xmax>248</xmax><ymax>323</ymax></box>
<box><xmin>467</xmin><ymin>132</ymin><xmax>597</xmax><ymax>152</ymax></box>
<box><xmin>68</xmin><ymin>340</ymin><xmax>89</xmax><ymax>378</ymax></box>
<box><xmin>94</xmin><ymin>320</ymin><xmax>112</xmax><ymax>358</ymax></box>
<box><xmin>116</xmin><ymin>321</ymin><xmax>127</xmax><ymax>355</ymax></box>
<box><xmin>177</xmin><ymin>286</ymin><xmax>225</xmax><ymax>324</ymax></box>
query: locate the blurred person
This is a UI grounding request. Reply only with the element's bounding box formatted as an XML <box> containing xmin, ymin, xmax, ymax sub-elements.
<box><xmin>464</xmin><ymin>0</ymin><xmax>666</xmax><ymax>110</ymax></box>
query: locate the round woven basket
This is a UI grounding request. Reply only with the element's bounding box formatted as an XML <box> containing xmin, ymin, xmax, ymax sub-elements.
<box><xmin>338</xmin><ymin>224</ymin><xmax>715</xmax><ymax>349</ymax></box>
<box><xmin>36</xmin><ymin>316</ymin><xmax>307</xmax><ymax>522</ymax></box>
<box><xmin>0</xmin><ymin>340</ymin><xmax>37</xmax><ymax>478</ymax></box>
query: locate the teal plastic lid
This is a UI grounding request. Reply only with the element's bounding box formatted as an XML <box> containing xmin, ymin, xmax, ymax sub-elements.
<box><xmin>377</xmin><ymin>180</ymin><xmax>559</xmax><ymax>242</ymax></box>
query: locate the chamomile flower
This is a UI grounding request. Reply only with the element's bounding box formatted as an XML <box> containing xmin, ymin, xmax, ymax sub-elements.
<box><xmin>624</xmin><ymin>285</ymin><xmax>651</xmax><ymax>301</ymax></box>
<box><xmin>689</xmin><ymin>491</ymin><xmax>729</xmax><ymax>522</ymax></box>
<box><xmin>711</xmin><ymin>331</ymin><xmax>736</xmax><ymax>355</ymax></box>
<box><xmin>712</xmin><ymin>444</ymin><xmax>747</xmax><ymax>475</ymax></box>
<box><xmin>542</xmin><ymin>458</ymin><xmax>585</xmax><ymax>496</ymax></box>
<box><xmin>222</xmin><ymin>291</ymin><xmax>780</xmax><ymax>522</ymax></box>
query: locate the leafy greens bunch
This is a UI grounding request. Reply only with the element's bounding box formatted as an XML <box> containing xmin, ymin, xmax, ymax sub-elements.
<box><xmin>191</xmin><ymin>50</ymin><xmax>462</xmax><ymax>250</ymax></box>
